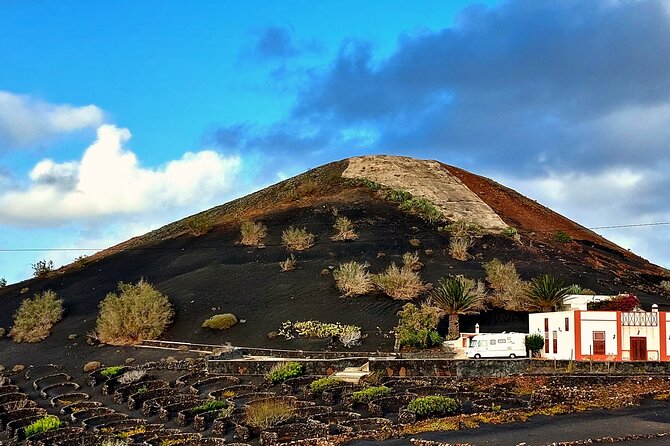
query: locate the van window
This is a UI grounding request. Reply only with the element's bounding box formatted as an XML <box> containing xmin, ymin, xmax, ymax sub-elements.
<box><xmin>470</xmin><ymin>338</ymin><xmax>477</xmax><ymax>347</ymax></box>
<box><xmin>490</xmin><ymin>340</ymin><xmax>496</xmax><ymax>346</ymax></box>
<box><xmin>498</xmin><ymin>339</ymin><xmax>506</xmax><ymax>344</ymax></box>
<box><xmin>479</xmin><ymin>340</ymin><xmax>488</xmax><ymax>348</ymax></box>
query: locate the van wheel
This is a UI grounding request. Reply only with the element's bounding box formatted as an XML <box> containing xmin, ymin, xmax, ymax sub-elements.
<box><xmin>509</xmin><ymin>353</ymin><xmax>516</xmax><ymax>359</ymax></box>
<box><xmin>474</xmin><ymin>353</ymin><xmax>481</xmax><ymax>359</ymax></box>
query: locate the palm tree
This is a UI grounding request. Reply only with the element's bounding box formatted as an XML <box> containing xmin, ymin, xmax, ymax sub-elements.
<box><xmin>430</xmin><ymin>276</ymin><xmax>486</xmax><ymax>340</ymax></box>
<box><xmin>525</xmin><ymin>274</ymin><xmax>569</xmax><ymax>312</ymax></box>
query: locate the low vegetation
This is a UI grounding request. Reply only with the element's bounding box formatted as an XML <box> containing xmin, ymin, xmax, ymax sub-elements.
<box><xmin>31</xmin><ymin>259</ymin><xmax>54</xmax><ymax>278</ymax></box>
<box><xmin>402</xmin><ymin>251</ymin><xmax>423</xmax><ymax>271</ymax></box>
<box><xmin>240</xmin><ymin>220</ymin><xmax>268</xmax><ymax>246</ymax></box>
<box><xmin>118</xmin><ymin>370</ymin><xmax>146</xmax><ymax>384</ymax></box>
<box><xmin>395</xmin><ymin>303</ymin><xmax>442</xmax><ymax>348</ymax></box>
<box><xmin>95</xmin><ymin>280</ymin><xmax>174</xmax><ymax>345</ymax></box>
<box><xmin>282</xmin><ymin>226</ymin><xmax>315</xmax><ymax>250</ymax></box>
<box><xmin>399</xmin><ymin>197</ymin><xmax>442</xmax><ymax>222</ymax></box>
<box><xmin>310</xmin><ymin>377</ymin><xmax>344</xmax><ymax>395</ymax></box>
<box><xmin>191</xmin><ymin>400</ymin><xmax>228</xmax><ymax>414</ymax></box>
<box><xmin>554</xmin><ymin>230</ymin><xmax>573</xmax><ymax>243</ymax></box>
<box><xmin>407</xmin><ymin>395</ymin><xmax>460</xmax><ymax>417</ymax></box>
<box><xmin>351</xmin><ymin>386</ymin><xmax>392</xmax><ymax>403</ymax></box>
<box><xmin>266</xmin><ymin>362</ymin><xmax>304</xmax><ymax>383</ymax></box>
<box><xmin>502</xmin><ymin>226</ymin><xmax>519</xmax><ymax>239</ymax></box>
<box><xmin>483</xmin><ymin>259</ymin><xmax>530</xmax><ymax>311</ymax></box>
<box><xmin>245</xmin><ymin>398</ymin><xmax>294</xmax><ymax>429</ymax></box>
<box><xmin>0</xmin><ymin>277</ymin><xmax>6</xmax><ymax>287</ymax></box>
<box><xmin>101</xmin><ymin>366</ymin><xmax>125</xmax><ymax>379</ymax></box>
<box><xmin>10</xmin><ymin>290</ymin><xmax>63</xmax><ymax>343</ymax></box>
<box><xmin>202</xmin><ymin>313</ymin><xmax>238</xmax><ymax>330</ymax></box>
<box><xmin>373</xmin><ymin>263</ymin><xmax>426</xmax><ymax>300</ymax></box>
<box><xmin>449</xmin><ymin>236</ymin><xmax>473</xmax><ymax>261</ymax></box>
<box><xmin>660</xmin><ymin>280</ymin><xmax>670</xmax><ymax>294</ymax></box>
<box><xmin>331</xmin><ymin>216</ymin><xmax>358</xmax><ymax>241</ymax></box>
<box><xmin>185</xmin><ymin>214</ymin><xmax>213</xmax><ymax>236</ymax></box>
<box><xmin>525</xmin><ymin>334</ymin><xmax>545</xmax><ymax>356</ymax></box>
<box><xmin>24</xmin><ymin>415</ymin><xmax>61</xmax><ymax>437</ymax></box>
<box><xmin>279</xmin><ymin>254</ymin><xmax>297</xmax><ymax>272</ymax></box>
<box><xmin>588</xmin><ymin>293</ymin><xmax>640</xmax><ymax>311</ymax></box>
<box><xmin>290</xmin><ymin>320</ymin><xmax>362</xmax><ymax>348</ymax></box>
<box><xmin>430</xmin><ymin>276</ymin><xmax>486</xmax><ymax>340</ymax></box>
<box><xmin>333</xmin><ymin>261</ymin><xmax>374</xmax><ymax>297</ymax></box>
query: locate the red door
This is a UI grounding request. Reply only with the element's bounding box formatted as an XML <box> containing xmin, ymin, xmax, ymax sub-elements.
<box><xmin>630</xmin><ymin>337</ymin><xmax>647</xmax><ymax>361</ymax></box>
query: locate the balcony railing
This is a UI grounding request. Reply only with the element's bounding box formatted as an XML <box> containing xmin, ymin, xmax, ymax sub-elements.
<box><xmin>621</xmin><ymin>312</ymin><xmax>658</xmax><ymax>327</ymax></box>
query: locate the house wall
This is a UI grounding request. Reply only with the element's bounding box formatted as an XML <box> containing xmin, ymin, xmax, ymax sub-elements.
<box><xmin>579</xmin><ymin>311</ymin><xmax>619</xmax><ymax>360</ymax></box>
<box><xmin>621</xmin><ymin>323</ymin><xmax>660</xmax><ymax>361</ymax></box>
<box><xmin>528</xmin><ymin>311</ymin><xmax>576</xmax><ymax>360</ymax></box>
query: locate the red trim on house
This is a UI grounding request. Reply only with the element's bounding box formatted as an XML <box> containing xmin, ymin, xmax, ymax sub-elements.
<box><xmin>574</xmin><ymin>310</ymin><xmax>582</xmax><ymax>360</ymax></box>
<box><xmin>616</xmin><ymin>311</ymin><xmax>623</xmax><ymax>361</ymax></box>
<box><xmin>660</xmin><ymin>312</ymin><xmax>667</xmax><ymax>362</ymax></box>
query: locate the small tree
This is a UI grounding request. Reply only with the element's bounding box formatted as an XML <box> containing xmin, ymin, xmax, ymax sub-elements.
<box><xmin>0</xmin><ymin>277</ymin><xmax>6</xmax><ymax>287</ymax></box>
<box><xmin>430</xmin><ymin>276</ymin><xmax>486</xmax><ymax>340</ymax></box>
<box><xmin>31</xmin><ymin>260</ymin><xmax>54</xmax><ymax>278</ymax></box>
<box><xmin>395</xmin><ymin>303</ymin><xmax>442</xmax><ymax>348</ymax></box>
<box><xmin>525</xmin><ymin>274</ymin><xmax>569</xmax><ymax>312</ymax></box>
<box><xmin>525</xmin><ymin>334</ymin><xmax>545</xmax><ymax>357</ymax></box>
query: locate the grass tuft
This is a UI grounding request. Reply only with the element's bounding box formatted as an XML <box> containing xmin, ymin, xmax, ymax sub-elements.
<box><xmin>282</xmin><ymin>226</ymin><xmax>315</xmax><ymax>250</ymax></box>
<box><xmin>266</xmin><ymin>362</ymin><xmax>304</xmax><ymax>383</ymax></box>
<box><xmin>240</xmin><ymin>221</ymin><xmax>268</xmax><ymax>246</ymax></box>
<box><xmin>24</xmin><ymin>415</ymin><xmax>61</xmax><ymax>437</ymax></box>
<box><xmin>279</xmin><ymin>254</ymin><xmax>297</xmax><ymax>272</ymax></box>
<box><xmin>331</xmin><ymin>216</ymin><xmax>358</xmax><ymax>241</ymax></box>
<box><xmin>244</xmin><ymin>398</ymin><xmax>294</xmax><ymax>429</ymax></box>
<box><xmin>449</xmin><ymin>236</ymin><xmax>473</xmax><ymax>261</ymax></box>
<box><xmin>202</xmin><ymin>313</ymin><xmax>238</xmax><ymax>330</ymax></box>
<box><xmin>373</xmin><ymin>263</ymin><xmax>426</xmax><ymax>300</ymax></box>
<box><xmin>333</xmin><ymin>261</ymin><xmax>375</xmax><ymax>297</ymax></box>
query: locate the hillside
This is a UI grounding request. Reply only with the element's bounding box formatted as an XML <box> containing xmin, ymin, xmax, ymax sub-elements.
<box><xmin>0</xmin><ymin>155</ymin><xmax>668</xmax><ymax>367</ymax></box>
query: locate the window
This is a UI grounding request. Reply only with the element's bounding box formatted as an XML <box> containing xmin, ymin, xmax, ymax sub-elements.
<box><xmin>490</xmin><ymin>340</ymin><xmax>496</xmax><ymax>345</ymax></box>
<box><xmin>593</xmin><ymin>331</ymin><xmax>606</xmax><ymax>355</ymax></box>
<box><xmin>565</xmin><ymin>317</ymin><xmax>570</xmax><ymax>332</ymax></box>
<box><xmin>552</xmin><ymin>331</ymin><xmax>558</xmax><ymax>353</ymax></box>
<box><xmin>498</xmin><ymin>339</ymin><xmax>506</xmax><ymax>344</ymax></box>
<box><xmin>544</xmin><ymin>318</ymin><xmax>550</xmax><ymax>353</ymax></box>
<box><xmin>479</xmin><ymin>340</ymin><xmax>488</xmax><ymax>348</ymax></box>
<box><xmin>544</xmin><ymin>318</ymin><xmax>549</xmax><ymax>332</ymax></box>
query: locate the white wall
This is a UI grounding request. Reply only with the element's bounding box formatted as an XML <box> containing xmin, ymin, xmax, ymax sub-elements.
<box><xmin>529</xmin><ymin>311</ymin><xmax>576</xmax><ymax>360</ymax></box>
<box><xmin>580</xmin><ymin>312</ymin><xmax>617</xmax><ymax>358</ymax></box>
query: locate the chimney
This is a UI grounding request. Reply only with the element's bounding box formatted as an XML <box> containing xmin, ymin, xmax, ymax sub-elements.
<box><xmin>475</xmin><ymin>323</ymin><xmax>480</xmax><ymax>334</ymax></box>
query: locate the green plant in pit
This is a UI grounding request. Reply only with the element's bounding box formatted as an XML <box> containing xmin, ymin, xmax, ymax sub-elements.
<box><xmin>202</xmin><ymin>313</ymin><xmax>238</xmax><ymax>330</ymax></box>
<box><xmin>101</xmin><ymin>366</ymin><xmax>124</xmax><ymax>379</ymax></box>
<box><xmin>191</xmin><ymin>400</ymin><xmax>228</xmax><ymax>414</ymax></box>
<box><xmin>244</xmin><ymin>398</ymin><xmax>294</xmax><ymax>429</ymax></box>
<box><xmin>351</xmin><ymin>386</ymin><xmax>392</xmax><ymax>403</ymax></box>
<box><xmin>430</xmin><ymin>276</ymin><xmax>486</xmax><ymax>340</ymax></box>
<box><xmin>395</xmin><ymin>303</ymin><xmax>442</xmax><ymax>349</ymax></box>
<box><xmin>24</xmin><ymin>415</ymin><xmax>61</xmax><ymax>437</ymax></box>
<box><xmin>9</xmin><ymin>290</ymin><xmax>63</xmax><ymax>343</ymax></box>
<box><xmin>266</xmin><ymin>362</ymin><xmax>304</xmax><ymax>383</ymax></box>
<box><xmin>333</xmin><ymin>261</ymin><xmax>374</xmax><ymax>297</ymax></box>
<box><xmin>407</xmin><ymin>395</ymin><xmax>460</xmax><ymax>417</ymax></box>
<box><xmin>309</xmin><ymin>377</ymin><xmax>344</xmax><ymax>395</ymax></box>
<box><xmin>136</xmin><ymin>385</ymin><xmax>148</xmax><ymax>394</ymax></box>
<box><xmin>554</xmin><ymin>230</ymin><xmax>572</xmax><ymax>243</ymax></box>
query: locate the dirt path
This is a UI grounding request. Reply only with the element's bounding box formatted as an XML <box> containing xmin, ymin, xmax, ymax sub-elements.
<box><xmin>347</xmin><ymin>400</ymin><xmax>670</xmax><ymax>446</ymax></box>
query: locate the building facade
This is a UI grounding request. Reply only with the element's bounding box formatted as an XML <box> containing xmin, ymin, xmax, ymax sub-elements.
<box><xmin>528</xmin><ymin>306</ymin><xmax>668</xmax><ymax>361</ymax></box>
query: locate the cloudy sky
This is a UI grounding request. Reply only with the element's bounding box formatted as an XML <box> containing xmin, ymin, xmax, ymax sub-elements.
<box><xmin>1</xmin><ymin>0</ymin><xmax>669</xmax><ymax>283</ymax></box>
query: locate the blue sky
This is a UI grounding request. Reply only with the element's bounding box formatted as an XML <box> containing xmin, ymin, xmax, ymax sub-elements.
<box><xmin>1</xmin><ymin>0</ymin><xmax>669</xmax><ymax>283</ymax></box>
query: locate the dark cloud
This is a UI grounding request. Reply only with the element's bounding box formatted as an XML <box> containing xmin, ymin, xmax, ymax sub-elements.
<box><xmin>254</xmin><ymin>26</ymin><xmax>299</xmax><ymax>59</ymax></box>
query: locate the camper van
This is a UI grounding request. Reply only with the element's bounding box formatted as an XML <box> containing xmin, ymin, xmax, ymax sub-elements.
<box><xmin>466</xmin><ymin>333</ymin><xmax>527</xmax><ymax>359</ymax></box>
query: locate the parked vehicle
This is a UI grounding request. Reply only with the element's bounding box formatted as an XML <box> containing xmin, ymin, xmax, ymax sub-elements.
<box><xmin>466</xmin><ymin>332</ymin><xmax>528</xmax><ymax>359</ymax></box>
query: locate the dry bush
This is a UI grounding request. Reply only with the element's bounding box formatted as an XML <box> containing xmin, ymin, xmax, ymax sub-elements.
<box><xmin>244</xmin><ymin>398</ymin><xmax>294</xmax><ymax>429</ymax></box>
<box><xmin>202</xmin><ymin>313</ymin><xmax>238</xmax><ymax>330</ymax></box>
<box><xmin>660</xmin><ymin>280</ymin><xmax>670</xmax><ymax>294</ymax></box>
<box><xmin>185</xmin><ymin>215</ymin><xmax>213</xmax><ymax>236</ymax></box>
<box><xmin>279</xmin><ymin>254</ymin><xmax>297</xmax><ymax>272</ymax></box>
<box><xmin>282</xmin><ymin>226</ymin><xmax>315</xmax><ymax>250</ymax></box>
<box><xmin>373</xmin><ymin>263</ymin><xmax>426</xmax><ymax>300</ymax></box>
<box><xmin>449</xmin><ymin>236</ymin><xmax>473</xmax><ymax>261</ymax></box>
<box><xmin>331</xmin><ymin>216</ymin><xmax>358</xmax><ymax>241</ymax></box>
<box><xmin>402</xmin><ymin>251</ymin><xmax>423</xmax><ymax>271</ymax></box>
<box><xmin>10</xmin><ymin>290</ymin><xmax>63</xmax><ymax>343</ymax></box>
<box><xmin>118</xmin><ymin>370</ymin><xmax>146</xmax><ymax>384</ymax></box>
<box><xmin>240</xmin><ymin>221</ymin><xmax>268</xmax><ymax>246</ymax></box>
<box><xmin>95</xmin><ymin>280</ymin><xmax>174</xmax><ymax>345</ymax></box>
<box><xmin>483</xmin><ymin>259</ymin><xmax>531</xmax><ymax>311</ymax></box>
<box><xmin>333</xmin><ymin>261</ymin><xmax>374</xmax><ymax>297</ymax></box>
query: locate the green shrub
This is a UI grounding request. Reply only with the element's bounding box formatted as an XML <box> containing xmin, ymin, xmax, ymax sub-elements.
<box><xmin>555</xmin><ymin>231</ymin><xmax>572</xmax><ymax>243</ymax></box>
<box><xmin>202</xmin><ymin>313</ymin><xmax>238</xmax><ymax>330</ymax></box>
<box><xmin>332</xmin><ymin>216</ymin><xmax>358</xmax><ymax>241</ymax></box>
<box><xmin>525</xmin><ymin>334</ymin><xmax>544</xmax><ymax>353</ymax></box>
<box><xmin>373</xmin><ymin>263</ymin><xmax>426</xmax><ymax>300</ymax></box>
<box><xmin>386</xmin><ymin>189</ymin><xmax>412</xmax><ymax>203</ymax></box>
<box><xmin>240</xmin><ymin>220</ymin><xmax>268</xmax><ymax>246</ymax></box>
<box><xmin>333</xmin><ymin>261</ymin><xmax>374</xmax><ymax>297</ymax></box>
<box><xmin>24</xmin><ymin>415</ymin><xmax>61</xmax><ymax>437</ymax></box>
<box><xmin>291</xmin><ymin>321</ymin><xmax>362</xmax><ymax>348</ymax></box>
<box><xmin>282</xmin><ymin>226</ymin><xmax>315</xmax><ymax>250</ymax></box>
<box><xmin>398</xmin><ymin>197</ymin><xmax>443</xmax><ymax>222</ymax></box>
<box><xmin>101</xmin><ymin>366</ymin><xmax>125</xmax><ymax>379</ymax></box>
<box><xmin>502</xmin><ymin>226</ymin><xmax>519</xmax><ymax>238</ymax></box>
<box><xmin>266</xmin><ymin>362</ymin><xmax>304</xmax><ymax>383</ymax></box>
<box><xmin>395</xmin><ymin>303</ymin><xmax>442</xmax><ymax>348</ymax></box>
<box><xmin>95</xmin><ymin>280</ymin><xmax>174</xmax><ymax>345</ymax></box>
<box><xmin>31</xmin><ymin>259</ymin><xmax>54</xmax><ymax>278</ymax></box>
<box><xmin>351</xmin><ymin>386</ymin><xmax>392</xmax><ymax>403</ymax></box>
<box><xmin>309</xmin><ymin>377</ymin><xmax>344</xmax><ymax>395</ymax></box>
<box><xmin>407</xmin><ymin>395</ymin><xmax>460</xmax><ymax>417</ymax></box>
<box><xmin>10</xmin><ymin>290</ymin><xmax>63</xmax><ymax>343</ymax></box>
<box><xmin>185</xmin><ymin>214</ymin><xmax>213</xmax><ymax>236</ymax></box>
<box><xmin>357</xmin><ymin>178</ymin><xmax>382</xmax><ymax>191</ymax></box>
<box><xmin>192</xmin><ymin>400</ymin><xmax>228</xmax><ymax>414</ymax></box>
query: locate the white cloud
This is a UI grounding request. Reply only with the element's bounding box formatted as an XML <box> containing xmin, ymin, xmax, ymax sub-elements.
<box><xmin>0</xmin><ymin>124</ymin><xmax>242</xmax><ymax>225</ymax></box>
<box><xmin>0</xmin><ymin>91</ymin><xmax>104</xmax><ymax>148</ymax></box>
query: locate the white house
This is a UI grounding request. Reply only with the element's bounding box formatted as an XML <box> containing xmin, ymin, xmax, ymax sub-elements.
<box><xmin>528</xmin><ymin>304</ymin><xmax>668</xmax><ymax>361</ymax></box>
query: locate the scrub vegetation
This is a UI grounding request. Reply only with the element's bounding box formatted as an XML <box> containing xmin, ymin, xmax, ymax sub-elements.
<box><xmin>10</xmin><ymin>290</ymin><xmax>63</xmax><ymax>343</ymax></box>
